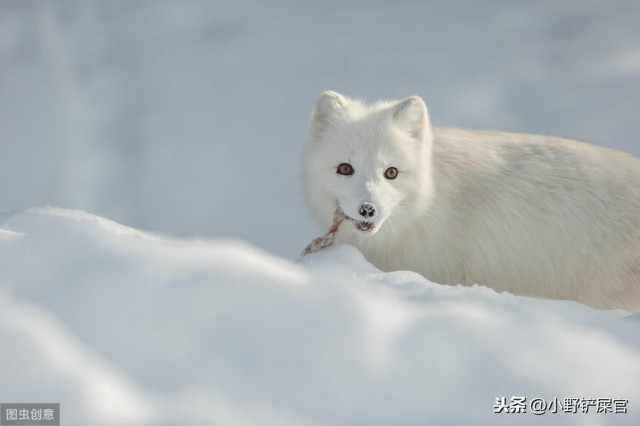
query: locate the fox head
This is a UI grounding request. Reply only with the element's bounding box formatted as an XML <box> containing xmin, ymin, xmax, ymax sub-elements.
<box><xmin>304</xmin><ymin>91</ymin><xmax>434</xmax><ymax>240</ymax></box>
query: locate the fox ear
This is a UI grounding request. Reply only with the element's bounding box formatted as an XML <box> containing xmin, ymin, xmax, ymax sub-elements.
<box><xmin>311</xmin><ymin>90</ymin><xmax>347</xmax><ymax>125</ymax></box>
<box><xmin>392</xmin><ymin>96</ymin><xmax>431</xmax><ymax>142</ymax></box>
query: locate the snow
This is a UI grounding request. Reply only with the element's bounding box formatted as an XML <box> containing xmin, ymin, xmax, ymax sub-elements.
<box><xmin>2</xmin><ymin>2</ymin><xmax>640</xmax><ymax>424</ymax></box>
<box><xmin>1</xmin><ymin>207</ymin><xmax>639</xmax><ymax>425</ymax></box>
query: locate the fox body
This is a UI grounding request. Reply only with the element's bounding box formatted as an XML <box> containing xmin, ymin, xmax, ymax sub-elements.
<box><xmin>304</xmin><ymin>91</ymin><xmax>640</xmax><ymax>311</ymax></box>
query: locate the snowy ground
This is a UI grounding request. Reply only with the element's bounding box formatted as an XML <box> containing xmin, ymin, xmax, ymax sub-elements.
<box><xmin>2</xmin><ymin>2</ymin><xmax>640</xmax><ymax>425</ymax></box>
<box><xmin>1</xmin><ymin>207</ymin><xmax>639</xmax><ymax>425</ymax></box>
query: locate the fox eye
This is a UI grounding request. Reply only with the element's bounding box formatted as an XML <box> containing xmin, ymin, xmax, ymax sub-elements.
<box><xmin>384</xmin><ymin>167</ymin><xmax>398</xmax><ymax>180</ymax></box>
<box><xmin>337</xmin><ymin>163</ymin><xmax>354</xmax><ymax>176</ymax></box>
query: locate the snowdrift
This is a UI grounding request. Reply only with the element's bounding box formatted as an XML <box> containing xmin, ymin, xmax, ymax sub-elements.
<box><xmin>0</xmin><ymin>207</ymin><xmax>638</xmax><ymax>425</ymax></box>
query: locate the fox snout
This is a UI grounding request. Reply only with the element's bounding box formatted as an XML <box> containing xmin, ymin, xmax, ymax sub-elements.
<box><xmin>358</xmin><ymin>202</ymin><xmax>376</xmax><ymax>218</ymax></box>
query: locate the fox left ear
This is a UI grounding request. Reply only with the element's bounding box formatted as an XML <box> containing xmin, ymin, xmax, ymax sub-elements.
<box><xmin>392</xmin><ymin>96</ymin><xmax>431</xmax><ymax>142</ymax></box>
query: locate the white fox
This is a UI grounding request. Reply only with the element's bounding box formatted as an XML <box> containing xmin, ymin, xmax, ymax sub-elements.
<box><xmin>304</xmin><ymin>90</ymin><xmax>640</xmax><ymax>311</ymax></box>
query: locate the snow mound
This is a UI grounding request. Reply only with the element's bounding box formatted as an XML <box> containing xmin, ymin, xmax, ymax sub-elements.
<box><xmin>1</xmin><ymin>207</ymin><xmax>638</xmax><ymax>425</ymax></box>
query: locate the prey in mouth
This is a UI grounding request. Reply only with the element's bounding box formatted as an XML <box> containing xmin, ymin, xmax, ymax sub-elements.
<box><xmin>301</xmin><ymin>204</ymin><xmax>379</xmax><ymax>256</ymax></box>
<box><xmin>346</xmin><ymin>216</ymin><xmax>376</xmax><ymax>232</ymax></box>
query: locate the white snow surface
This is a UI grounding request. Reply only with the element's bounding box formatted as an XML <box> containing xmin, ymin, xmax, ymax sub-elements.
<box><xmin>1</xmin><ymin>207</ymin><xmax>639</xmax><ymax>425</ymax></box>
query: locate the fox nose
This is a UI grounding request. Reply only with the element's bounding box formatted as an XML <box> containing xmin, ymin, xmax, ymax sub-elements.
<box><xmin>358</xmin><ymin>202</ymin><xmax>376</xmax><ymax>218</ymax></box>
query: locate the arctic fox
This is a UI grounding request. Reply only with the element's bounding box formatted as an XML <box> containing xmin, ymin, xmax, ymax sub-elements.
<box><xmin>304</xmin><ymin>91</ymin><xmax>640</xmax><ymax>311</ymax></box>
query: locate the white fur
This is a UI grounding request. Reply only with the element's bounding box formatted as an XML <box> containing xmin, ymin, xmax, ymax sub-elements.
<box><xmin>304</xmin><ymin>91</ymin><xmax>640</xmax><ymax>311</ymax></box>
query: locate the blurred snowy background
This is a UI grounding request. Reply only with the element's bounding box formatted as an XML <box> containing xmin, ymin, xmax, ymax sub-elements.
<box><xmin>1</xmin><ymin>0</ymin><xmax>639</xmax><ymax>257</ymax></box>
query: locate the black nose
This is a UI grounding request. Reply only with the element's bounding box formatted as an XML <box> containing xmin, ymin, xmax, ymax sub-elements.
<box><xmin>358</xmin><ymin>202</ymin><xmax>375</xmax><ymax>218</ymax></box>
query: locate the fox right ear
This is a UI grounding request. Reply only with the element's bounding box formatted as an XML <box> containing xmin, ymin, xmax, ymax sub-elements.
<box><xmin>311</xmin><ymin>90</ymin><xmax>347</xmax><ymax>125</ymax></box>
